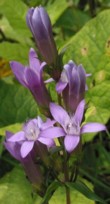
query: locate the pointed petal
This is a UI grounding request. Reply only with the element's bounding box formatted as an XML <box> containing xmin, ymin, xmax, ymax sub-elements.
<box><xmin>29</xmin><ymin>48</ymin><xmax>41</xmax><ymax>71</ymax></box>
<box><xmin>56</xmin><ymin>80</ymin><xmax>67</xmax><ymax>93</ymax></box>
<box><xmin>45</xmin><ymin>78</ymin><xmax>54</xmax><ymax>83</ymax></box>
<box><xmin>26</xmin><ymin>8</ymin><xmax>34</xmax><ymax>33</ymax></box>
<box><xmin>38</xmin><ymin>137</ymin><xmax>55</xmax><ymax>147</ymax></box>
<box><xmin>50</xmin><ymin>103</ymin><xmax>70</xmax><ymax>127</ymax></box>
<box><xmin>81</xmin><ymin>123</ymin><xmax>106</xmax><ymax>134</ymax></box>
<box><xmin>74</xmin><ymin>100</ymin><xmax>85</xmax><ymax>125</ymax></box>
<box><xmin>4</xmin><ymin>142</ymin><xmax>21</xmax><ymax>161</ymax></box>
<box><xmin>41</xmin><ymin>118</ymin><xmax>56</xmax><ymax>130</ymax></box>
<box><xmin>39</xmin><ymin>127</ymin><xmax>65</xmax><ymax>138</ymax></box>
<box><xmin>10</xmin><ymin>61</ymin><xmax>27</xmax><ymax>87</ymax></box>
<box><xmin>37</xmin><ymin>116</ymin><xmax>43</xmax><ymax>128</ymax></box>
<box><xmin>86</xmin><ymin>73</ymin><xmax>92</xmax><ymax>77</ymax></box>
<box><xmin>8</xmin><ymin>131</ymin><xmax>25</xmax><ymax>142</ymax></box>
<box><xmin>64</xmin><ymin>135</ymin><xmax>80</xmax><ymax>153</ymax></box>
<box><xmin>25</xmin><ymin>68</ymin><xmax>39</xmax><ymax>88</ymax></box>
<box><xmin>21</xmin><ymin>141</ymin><xmax>34</xmax><ymax>158</ymax></box>
<box><xmin>6</xmin><ymin>131</ymin><xmax>13</xmax><ymax>139</ymax></box>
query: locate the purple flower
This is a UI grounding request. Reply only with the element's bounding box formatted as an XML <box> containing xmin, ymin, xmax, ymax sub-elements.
<box><xmin>40</xmin><ymin>100</ymin><xmax>106</xmax><ymax>153</ymax></box>
<box><xmin>4</xmin><ymin>131</ymin><xmax>44</xmax><ymax>189</ymax></box>
<box><xmin>26</xmin><ymin>6</ymin><xmax>58</xmax><ymax>65</ymax></box>
<box><xmin>7</xmin><ymin>117</ymin><xmax>55</xmax><ymax>158</ymax></box>
<box><xmin>10</xmin><ymin>48</ymin><xmax>51</xmax><ymax>108</ymax></box>
<box><xmin>56</xmin><ymin>60</ymin><xmax>86</xmax><ymax>113</ymax></box>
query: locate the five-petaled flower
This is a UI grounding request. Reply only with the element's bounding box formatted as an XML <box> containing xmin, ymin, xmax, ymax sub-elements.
<box><xmin>40</xmin><ymin>100</ymin><xmax>106</xmax><ymax>153</ymax></box>
<box><xmin>10</xmin><ymin>48</ymin><xmax>51</xmax><ymax>108</ymax></box>
<box><xmin>7</xmin><ymin>117</ymin><xmax>55</xmax><ymax>158</ymax></box>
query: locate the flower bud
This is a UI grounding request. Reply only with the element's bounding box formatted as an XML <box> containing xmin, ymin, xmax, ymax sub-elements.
<box><xmin>56</xmin><ymin>60</ymin><xmax>86</xmax><ymax>113</ymax></box>
<box><xmin>26</xmin><ymin>6</ymin><xmax>58</xmax><ymax>65</ymax></box>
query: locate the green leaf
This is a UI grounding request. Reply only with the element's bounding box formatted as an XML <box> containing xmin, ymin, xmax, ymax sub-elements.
<box><xmin>66</xmin><ymin>180</ymin><xmax>106</xmax><ymax>204</ymax></box>
<box><xmin>41</xmin><ymin>181</ymin><xmax>60</xmax><ymax>204</ymax></box>
<box><xmin>50</xmin><ymin>180</ymin><xmax>95</xmax><ymax>204</ymax></box>
<box><xmin>0</xmin><ymin>77</ymin><xmax>38</xmax><ymax>131</ymax></box>
<box><xmin>46</xmin><ymin>0</ymin><xmax>68</xmax><ymax>25</ymax></box>
<box><xmin>56</xmin><ymin>7</ymin><xmax>90</xmax><ymax>32</ymax></box>
<box><xmin>0</xmin><ymin>0</ymin><xmax>31</xmax><ymax>38</ymax></box>
<box><xmin>0</xmin><ymin>167</ymin><xmax>33</xmax><ymax>204</ymax></box>
<box><xmin>0</xmin><ymin>42</ymin><xmax>30</xmax><ymax>63</ymax></box>
<box><xmin>79</xmin><ymin>169</ymin><xmax>110</xmax><ymax>193</ymax></box>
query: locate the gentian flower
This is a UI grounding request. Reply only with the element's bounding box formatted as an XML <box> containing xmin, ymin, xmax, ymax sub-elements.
<box><xmin>7</xmin><ymin>117</ymin><xmax>55</xmax><ymax>158</ymax></box>
<box><xmin>10</xmin><ymin>48</ymin><xmax>51</xmax><ymax>108</ymax></box>
<box><xmin>56</xmin><ymin>60</ymin><xmax>86</xmax><ymax>113</ymax></box>
<box><xmin>4</xmin><ymin>131</ymin><xmax>44</xmax><ymax>190</ymax></box>
<box><xmin>40</xmin><ymin>100</ymin><xmax>106</xmax><ymax>153</ymax></box>
<box><xmin>26</xmin><ymin>6</ymin><xmax>58</xmax><ymax>65</ymax></box>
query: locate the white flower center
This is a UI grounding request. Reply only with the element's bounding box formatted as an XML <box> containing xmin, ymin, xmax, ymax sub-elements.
<box><xmin>66</xmin><ymin>120</ymin><xmax>80</xmax><ymax>136</ymax></box>
<box><xmin>24</xmin><ymin>120</ymin><xmax>40</xmax><ymax>141</ymax></box>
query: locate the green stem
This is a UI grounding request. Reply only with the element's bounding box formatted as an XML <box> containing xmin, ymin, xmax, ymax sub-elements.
<box><xmin>65</xmin><ymin>186</ymin><xmax>71</xmax><ymax>204</ymax></box>
<box><xmin>64</xmin><ymin>152</ymin><xmax>71</xmax><ymax>204</ymax></box>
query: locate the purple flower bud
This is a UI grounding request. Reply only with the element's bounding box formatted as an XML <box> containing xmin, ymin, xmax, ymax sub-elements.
<box><xmin>10</xmin><ymin>48</ymin><xmax>51</xmax><ymax>109</ymax></box>
<box><xmin>26</xmin><ymin>6</ymin><xmax>58</xmax><ymax>65</ymax></box>
<box><xmin>56</xmin><ymin>60</ymin><xmax>86</xmax><ymax>113</ymax></box>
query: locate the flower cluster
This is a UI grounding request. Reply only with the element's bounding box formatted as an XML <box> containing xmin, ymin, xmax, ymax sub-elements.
<box><xmin>5</xmin><ymin>6</ymin><xmax>106</xmax><ymax>198</ymax></box>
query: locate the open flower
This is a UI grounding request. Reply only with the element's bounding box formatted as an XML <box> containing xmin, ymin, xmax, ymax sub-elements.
<box><xmin>10</xmin><ymin>48</ymin><xmax>51</xmax><ymax>108</ymax></box>
<box><xmin>40</xmin><ymin>100</ymin><xmax>106</xmax><ymax>153</ymax></box>
<box><xmin>26</xmin><ymin>6</ymin><xmax>58</xmax><ymax>65</ymax></box>
<box><xmin>7</xmin><ymin>117</ymin><xmax>55</xmax><ymax>158</ymax></box>
<box><xmin>56</xmin><ymin>60</ymin><xmax>87</xmax><ymax>113</ymax></box>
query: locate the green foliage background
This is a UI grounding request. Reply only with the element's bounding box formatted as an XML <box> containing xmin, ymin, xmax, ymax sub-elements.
<box><xmin>0</xmin><ymin>0</ymin><xmax>110</xmax><ymax>203</ymax></box>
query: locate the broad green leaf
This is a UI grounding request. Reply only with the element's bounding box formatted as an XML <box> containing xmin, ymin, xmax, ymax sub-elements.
<box><xmin>0</xmin><ymin>0</ymin><xmax>31</xmax><ymax>38</ymax></box>
<box><xmin>56</xmin><ymin>8</ymin><xmax>90</xmax><ymax>32</ymax></box>
<box><xmin>0</xmin><ymin>167</ymin><xmax>33</xmax><ymax>204</ymax></box>
<box><xmin>50</xmin><ymin>180</ymin><xmax>95</xmax><ymax>204</ymax></box>
<box><xmin>0</xmin><ymin>16</ymin><xmax>33</xmax><ymax>45</ymax></box>
<box><xmin>46</xmin><ymin>0</ymin><xmax>68</xmax><ymax>25</ymax></box>
<box><xmin>0</xmin><ymin>77</ymin><xmax>38</xmax><ymax>130</ymax></box>
<box><xmin>0</xmin><ymin>42</ymin><xmax>30</xmax><ymax>63</ymax></box>
<box><xmin>63</xmin><ymin>10</ymin><xmax>110</xmax><ymax>139</ymax></box>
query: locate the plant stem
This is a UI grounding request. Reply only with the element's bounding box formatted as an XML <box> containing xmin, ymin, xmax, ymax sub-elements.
<box><xmin>65</xmin><ymin>186</ymin><xmax>71</xmax><ymax>204</ymax></box>
<box><xmin>64</xmin><ymin>152</ymin><xmax>71</xmax><ymax>204</ymax></box>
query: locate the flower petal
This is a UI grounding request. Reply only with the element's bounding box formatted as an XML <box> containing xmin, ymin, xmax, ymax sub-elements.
<box><xmin>4</xmin><ymin>141</ymin><xmax>21</xmax><ymax>161</ymax></box>
<box><xmin>74</xmin><ymin>100</ymin><xmax>85</xmax><ymax>125</ymax></box>
<box><xmin>29</xmin><ymin>48</ymin><xmax>41</xmax><ymax>71</ymax></box>
<box><xmin>39</xmin><ymin>127</ymin><xmax>65</xmax><ymax>138</ymax></box>
<box><xmin>8</xmin><ymin>131</ymin><xmax>25</xmax><ymax>142</ymax></box>
<box><xmin>20</xmin><ymin>141</ymin><xmax>34</xmax><ymax>158</ymax></box>
<box><xmin>41</xmin><ymin>118</ymin><xmax>56</xmax><ymax>130</ymax></box>
<box><xmin>10</xmin><ymin>61</ymin><xmax>27</xmax><ymax>87</ymax></box>
<box><xmin>25</xmin><ymin>68</ymin><xmax>39</xmax><ymax>88</ymax></box>
<box><xmin>56</xmin><ymin>80</ymin><xmax>67</xmax><ymax>93</ymax></box>
<box><xmin>6</xmin><ymin>131</ymin><xmax>13</xmax><ymax>139</ymax></box>
<box><xmin>81</xmin><ymin>123</ymin><xmax>106</xmax><ymax>134</ymax></box>
<box><xmin>38</xmin><ymin>137</ymin><xmax>55</xmax><ymax>147</ymax></box>
<box><xmin>64</xmin><ymin>135</ymin><xmax>80</xmax><ymax>153</ymax></box>
<box><xmin>26</xmin><ymin>8</ymin><xmax>34</xmax><ymax>33</ymax></box>
<box><xmin>50</xmin><ymin>103</ymin><xmax>70</xmax><ymax>127</ymax></box>
<box><xmin>45</xmin><ymin>78</ymin><xmax>54</xmax><ymax>83</ymax></box>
